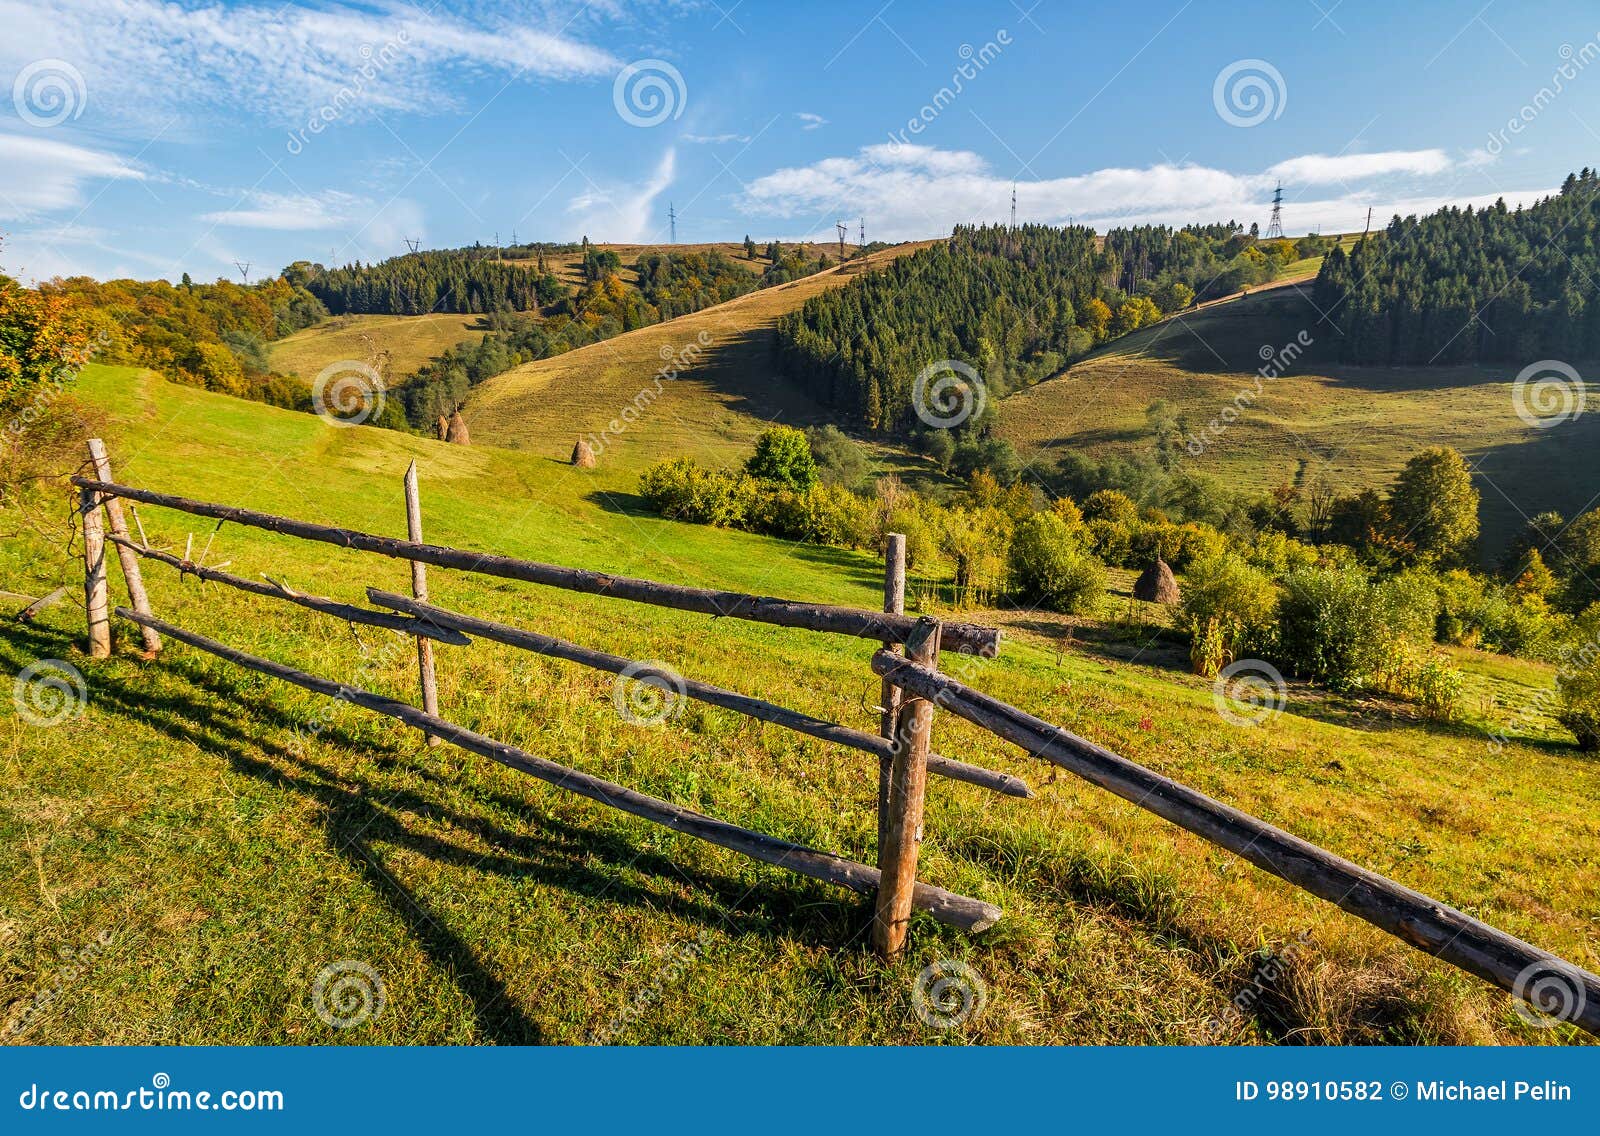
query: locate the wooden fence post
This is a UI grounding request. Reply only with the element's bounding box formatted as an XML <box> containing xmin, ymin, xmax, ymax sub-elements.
<box><xmin>877</xmin><ymin>533</ymin><xmax>906</xmax><ymax>855</ymax></box>
<box><xmin>873</xmin><ymin>615</ymin><xmax>940</xmax><ymax>957</ymax></box>
<box><xmin>79</xmin><ymin>481</ymin><xmax>111</xmax><ymax>659</ymax></box>
<box><xmin>86</xmin><ymin>439</ymin><xmax>160</xmax><ymax>656</ymax></box>
<box><xmin>404</xmin><ymin>461</ymin><xmax>440</xmax><ymax>747</ymax></box>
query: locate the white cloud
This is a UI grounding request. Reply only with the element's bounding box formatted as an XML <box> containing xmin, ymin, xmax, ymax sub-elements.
<box><xmin>1263</xmin><ymin>149</ymin><xmax>1451</xmax><ymax>183</ymax></box>
<box><xmin>795</xmin><ymin>112</ymin><xmax>827</xmax><ymax>130</ymax></box>
<box><xmin>738</xmin><ymin>144</ymin><xmax>1551</xmax><ymax>239</ymax></box>
<box><xmin>200</xmin><ymin>190</ymin><xmax>368</xmax><ymax>231</ymax></box>
<box><xmin>0</xmin><ymin>131</ymin><xmax>142</xmax><ymax>219</ymax></box>
<box><xmin>0</xmin><ymin>0</ymin><xmax>619</xmax><ymax>131</ymax></box>
<box><xmin>565</xmin><ymin>148</ymin><xmax>676</xmax><ymax>242</ymax></box>
<box><xmin>684</xmin><ymin>132</ymin><xmax>752</xmax><ymax>145</ymax></box>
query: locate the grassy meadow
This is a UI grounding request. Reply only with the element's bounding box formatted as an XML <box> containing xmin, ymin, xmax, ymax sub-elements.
<box><xmin>997</xmin><ymin>284</ymin><xmax>1600</xmax><ymax>556</ymax></box>
<box><xmin>1</xmin><ymin>362</ymin><xmax>1597</xmax><ymax>1045</ymax></box>
<box><xmin>267</xmin><ymin>312</ymin><xmax>490</xmax><ymax>385</ymax></box>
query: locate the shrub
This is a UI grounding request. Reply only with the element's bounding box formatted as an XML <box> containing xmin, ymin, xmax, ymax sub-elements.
<box><xmin>1557</xmin><ymin>607</ymin><xmax>1600</xmax><ymax>751</ymax></box>
<box><xmin>1247</xmin><ymin>530</ymin><xmax>1320</xmax><ymax>575</ymax></box>
<box><xmin>1274</xmin><ymin>566</ymin><xmax>1436</xmax><ymax>692</ymax></box>
<box><xmin>745</xmin><ymin>426</ymin><xmax>818</xmax><ymax>489</ymax></box>
<box><xmin>1177</xmin><ymin>552</ymin><xmax>1278</xmax><ymax>673</ymax></box>
<box><xmin>639</xmin><ymin>458</ymin><xmax>749</xmax><ymax>527</ymax></box>
<box><xmin>1008</xmin><ymin>512</ymin><xmax>1107</xmax><ymax>614</ymax></box>
<box><xmin>805</xmin><ymin>425</ymin><xmax>868</xmax><ymax>488</ymax></box>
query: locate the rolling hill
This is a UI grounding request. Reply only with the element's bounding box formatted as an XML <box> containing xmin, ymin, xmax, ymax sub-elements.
<box><xmin>2</xmin><ymin>362</ymin><xmax>1596</xmax><ymax>1044</ymax></box>
<box><xmin>997</xmin><ymin>284</ymin><xmax>1600</xmax><ymax>556</ymax></box>
<box><xmin>268</xmin><ymin>312</ymin><xmax>489</xmax><ymax>383</ymax></box>
<box><xmin>462</xmin><ymin>242</ymin><xmax>932</xmax><ymax>469</ymax></box>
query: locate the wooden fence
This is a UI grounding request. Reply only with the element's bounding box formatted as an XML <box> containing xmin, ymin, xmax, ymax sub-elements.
<box><xmin>69</xmin><ymin>440</ymin><xmax>1600</xmax><ymax>1034</ymax></box>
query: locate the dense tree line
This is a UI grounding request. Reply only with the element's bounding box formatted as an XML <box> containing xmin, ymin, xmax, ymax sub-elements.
<box><xmin>774</xmin><ymin>223</ymin><xmax>1224</xmax><ymax>435</ymax></box>
<box><xmin>44</xmin><ymin>274</ymin><xmax>322</xmax><ymax>410</ymax></box>
<box><xmin>1313</xmin><ymin>169</ymin><xmax>1600</xmax><ymax>364</ymax></box>
<box><xmin>1104</xmin><ymin>222</ymin><xmax>1314</xmax><ymax>303</ymax></box>
<box><xmin>298</xmin><ymin>249</ymin><xmax>566</xmax><ymax>315</ymax></box>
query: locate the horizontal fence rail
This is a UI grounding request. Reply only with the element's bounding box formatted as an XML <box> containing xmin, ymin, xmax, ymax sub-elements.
<box><xmin>109</xmin><ymin>536</ymin><xmax>472</xmax><ymax>646</ymax></box>
<box><xmin>117</xmin><ymin>607</ymin><xmax>1003</xmax><ymax>933</ymax></box>
<box><xmin>367</xmin><ymin>588</ymin><xmax>1032</xmax><ymax>800</ymax></box>
<box><xmin>72</xmin><ymin>477</ymin><xmax>1001</xmax><ymax>657</ymax></box>
<box><xmin>872</xmin><ymin>650</ymin><xmax>1600</xmax><ymax>1035</ymax></box>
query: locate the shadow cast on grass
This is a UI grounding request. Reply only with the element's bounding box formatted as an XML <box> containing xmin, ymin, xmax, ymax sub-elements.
<box><xmin>1</xmin><ymin>620</ymin><xmax>875</xmax><ymax>1040</ymax></box>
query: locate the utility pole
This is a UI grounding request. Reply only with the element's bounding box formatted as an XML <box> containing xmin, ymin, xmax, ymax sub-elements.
<box><xmin>669</xmin><ymin>202</ymin><xmax>677</xmax><ymax>244</ymax></box>
<box><xmin>836</xmin><ymin>220</ymin><xmax>847</xmax><ymax>259</ymax></box>
<box><xmin>859</xmin><ymin>217</ymin><xmax>865</xmax><ymax>249</ymax></box>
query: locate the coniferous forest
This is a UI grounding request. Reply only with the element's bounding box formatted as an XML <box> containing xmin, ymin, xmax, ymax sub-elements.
<box><xmin>1312</xmin><ymin>170</ymin><xmax>1600</xmax><ymax>364</ymax></box>
<box><xmin>774</xmin><ymin>222</ymin><xmax>1296</xmax><ymax>435</ymax></box>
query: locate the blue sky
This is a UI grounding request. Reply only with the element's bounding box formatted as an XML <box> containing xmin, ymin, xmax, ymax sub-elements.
<box><xmin>3</xmin><ymin>0</ymin><xmax>1599</xmax><ymax>284</ymax></box>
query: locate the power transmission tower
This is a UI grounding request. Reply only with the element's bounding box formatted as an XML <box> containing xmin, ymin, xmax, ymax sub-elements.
<box><xmin>1010</xmin><ymin>183</ymin><xmax>1017</xmax><ymax>231</ymax></box>
<box><xmin>668</xmin><ymin>203</ymin><xmax>677</xmax><ymax>244</ymax></box>
<box><xmin>1264</xmin><ymin>181</ymin><xmax>1285</xmax><ymax>239</ymax></box>
<box><xmin>858</xmin><ymin>217</ymin><xmax>865</xmax><ymax>249</ymax></box>
<box><xmin>233</xmin><ymin>260</ymin><xmax>251</xmax><ymax>284</ymax></box>
<box><xmin>1363</xmin><ymin>206</ymin><xmax>1373</xmax><ymax>237</ymax></box>
<box><xmin>404</xmin><ymin>238</ymin><xmax>421</xmax><ymax>254</ymax></box>
<box><xmin>836</xmin><ymin>221</ymin><xmax>847</xmax><ymax>259</ymax></box>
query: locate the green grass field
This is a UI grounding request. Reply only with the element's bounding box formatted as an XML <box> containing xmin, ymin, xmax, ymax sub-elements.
<box><xmin>2</xmin><ymin>362</ymin><xmax>1596</xmax><ymax>1045</ymax></box>
<box><xmin>997</xmin><ymin>284</ymin><xmax>1600</xmax><ymax>556</ymax></box>
<box><xmin>267</xmin><ymin>313</ymin><xmax>490</xmax><ymax>385</ymax></box>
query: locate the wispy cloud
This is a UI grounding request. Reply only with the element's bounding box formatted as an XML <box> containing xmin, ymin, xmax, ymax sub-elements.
<box><xmin>738</xmin><ymin>143</ymin><xmax>1552</xmax><ymax>238</ymax></box>
<box><xmin>0</xmin><ymin>0</ymin><xmax>620</xmax><ymax>132</ymax></box>
<box><xmin>200</xmin><ymin>189</ymin><xmax>367</xmax><ymax>231</ymax></box>
<box><xmin>566</xmin><ymin>148</ymin><xmax>676</xmax><ymax>242</ymax></box>
<box><xmin>684</xmin><ymin>131</ymin><xmax>752</xmax><ymax>145</ymax></box>
<box><xmin>795</xmin><ymin>112</ymin><xmax>827</xmax><ymax>131</ymax></box>
<box><xmin>0</xmin><ymin>131</ymin><xmax>142</xmax><ymax>219</ymax></box>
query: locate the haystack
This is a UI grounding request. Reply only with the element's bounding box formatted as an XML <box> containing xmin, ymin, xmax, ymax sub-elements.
<box><xmin>445</xmin><ymin>410</ymin><xmax>470</xmax><ymax>445</ymax></box>
<box><xmin>436</xmin><ymin>414</ymin><xmax>450</xmax><ymax>441</ymax></box>
<box><xmin>1133</xmin><ymin>558</ymin><xmax>1180</xmax><ymax>605</ymax></box>
<box><xmin>572</xmin><ymin>438</ymin><xmax>597</xmax><ymax>467</ymax></box>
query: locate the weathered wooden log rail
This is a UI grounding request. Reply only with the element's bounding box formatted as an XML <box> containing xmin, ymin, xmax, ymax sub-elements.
<box><xmin>115</xmin><ymin>608</ymin><xmax>1001</xmax><ymax>933</ymax></box>
<box><xmin>68</xmin><ymin>442</ymin><xmax>1600</xmax><ymax>1034</ymax></box>
<box><xmin>71</xmin><ymin>476</ymin><xmax>1001</xmax><ymax>656</ymax></box>
<box><xmin>872</xmin><ymin>650</ymin><xmax>1600</xmax><ymax>1035</ymax></box>
<box><xmin>366</xmin><ymin>589</ymin><xmax>1031</xmax><ymax>799</ymax></box>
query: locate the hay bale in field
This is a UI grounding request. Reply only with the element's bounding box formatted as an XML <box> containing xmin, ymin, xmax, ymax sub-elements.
<box><xmin>436</xmin><ymin>414</ymin><xmax>450</xmax><ymax>440</ymax></box>
<box><xmin>571</xmin><ymin>438</ymin><xmax>596</xmax><ymax>468</ymax></box>
<box><xmin>1133</xmin><ymin>558</ymin><xmax>1180</xmax><ymax>605</ymax></box>
<box><xmin>446</xmin><ymin>410</ymin><xmax>470</xmax><ymax>445</ymax></box>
